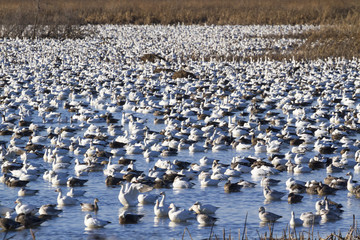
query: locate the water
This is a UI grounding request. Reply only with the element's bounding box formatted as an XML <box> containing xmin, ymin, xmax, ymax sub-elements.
<box><xmin>0</xmin><ymin>25</ymin><xmax>359</xmax><ymax>240</ymax></box>
<box><xmin>0</xmin><ymin>104</ymin><xmax>358</xmax><ymax>240</ymax></box>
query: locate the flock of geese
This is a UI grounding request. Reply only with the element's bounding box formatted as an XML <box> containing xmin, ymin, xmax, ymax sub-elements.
<box><xmin>0</xmin><ymin>24</ymin><xmax>360</xmax><ymax>238</ymax></box>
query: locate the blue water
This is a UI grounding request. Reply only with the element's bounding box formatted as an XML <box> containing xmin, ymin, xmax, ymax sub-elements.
<box><xmin>0</xmin><ymin>105</ymin><xmax>358</xmax><ymax>240</ymax></box>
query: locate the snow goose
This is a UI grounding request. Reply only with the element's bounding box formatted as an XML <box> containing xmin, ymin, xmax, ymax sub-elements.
<box><xmin>39</xmin><ymin>204</ymin><xmax>62</xmax><ymax>216</ymax></box>
<box><xmin>238</xmin><ymin>179</ymin><xmax>257</xmax><ymax>188</ymax></box>
<box><xmin>285</xmin><ymin>177</ymin><xmax>306</xmax><ymax>190</ymax></box>
<box><xmin>319</xmin><ymin>199</ymin><xmax>342</xmax><ymax>222</ymax></box>
<box><xmin>154</xmin><ymin>199</ymin><xmax>169</xmax><ymax>218</ymax></box>
<box><xmin>55</xmin><ymin>188</ymin><xmax>78</xmax><ymax>206</ymax></box>
<box><xmin>223</xmin><ymin>168</ymin><xmax>241</xmax><ymax>177</ymax></box>
<box><xmin>138</xmin><ymin>192</ymin><xmax>159</xmax><ymax>205</ymax></box>
<box><xmin>80</xmin><ymin>198</ymin><xmax>99</xmax><ymax>212</ymax></box>
<box><xmin>289</xmin><ymin>211</ymin><xmax>303</xmax><ymax>227</ymax></box>
<box><xmin>196</xmin><ymin>213</ymin><xmax>218</xmax><ymax>226</ymax></box>
<box><xmin>118</xmin><ymin>183</ymin><xmax>140</xmax><ymax>207</ymax></box>
<box><xmin>258</xmin><ymin>206</ymin><xmax>282</xmax><ymax>222</ymax></box>
<box><xmin>15</xmin><ymin>199</ymin><xmax>37</xmax><ymax>215</ymax></box>
<box><xmin>210</xmin><ymin>169</ymin><xmax>228</xmax><ymax>181</ymax></box>
<box><xmin>189</xmin><ymin>143</ymin><xmax>206</xmax><ymax>153</ymax></box>
<box><xmin>188</xmin><ymin>201</ymin><xmax>219</xmax><ymax>215</ymax></box>
<box><xmin>84</xmin><ymin>214</ymin><xmax>111</xmax><ymax>229</ymax></box>
<box><xmin>346</xmin><ymin>171</ymin><xmax>360</xmax><ymax>193</ymax></box>
<box><xmin>263</xmin><ymin>186</ymin><xmax>285</xmax><ymax>201</ymax></box>
<box><xmin>18</xmin><ymin>187</ymin><xmax>39</xmax><ymax>196</ymax></box>
<box><xmin>293</xmin><ymin>164</ymin><xmax>312</xmax><ymax>174</ymax></box>
<box><xmin>168</xmin><ymin>203</ymin><xmax>195</xmax><ymax>222</ymax></box>
<box><xmin>119</xmin><ymin>210</ymin><xmax>144</xmax><ymax>224</ymax></box>
<box><xmin>172</xmin><ymin>176</ymin><xmax>194</xmax><ymax>189</ymax></box>
<box><xmin>200</xmin><ymin>175</ymin><xmax>221</xmax><ymax>187</ymax></box>
<box><xmin>50</xmin><ymin>172</ymin><xmax>68</xmax><ymax>186</ymax></box>
<box><xmin>199</xmin><ymin>156</ymin><xmax>213</xmax><ymax>166</ymax></box>
<box><xmin>300</xmin><ymin>212</ymin><xmax>321</xmax><ymax>226</ymax></box>
<box><xmin>74</xmin><ymin>159</ymin><xmax>91</xmax><ymax>174</ymax></box>
<box><xmin>260</xmin><ymin>176</ymin><xmax>281</xmax><ymax>186</ymax></box>
<box><xmin>66</xmin><ymin>188</ymin><xmax>86</xmax><ymax>197</ymax></box>
<box><xmin>254</xmin><ymin>141</ymin><xmax>267</xmax><ymax>153</ymax></box>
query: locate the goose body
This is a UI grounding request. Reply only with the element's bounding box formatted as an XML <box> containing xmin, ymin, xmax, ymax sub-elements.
<box><xmin>196</xmin><ymin>213</ymin><xmax>218</xmax><ymax>226</ymax></box>
<box><xmin>172</xmin><ymin>176</ymin><xmax>194</xmax><ymax>189</ymax></box>
<box><xmin>189</xmin><ymin>201</ymin><xmax>219</xmax><ymax>214</ymax></box>
<box><xmin>119</xmin><ymin>211</ymin><xmax>144</xmax><ymax>224</ymax></box>
<box><xmin>201</xmin><ymin>175</ymin><xmax>220</xmax><ymax>187</ymax></box>
<box><xmin>66</xmin><ymin>188</ymin><xmax>86</xmax><ymax>197</ymax></box>
<box><xmin>55</xmin><ymin>188</ymin><xmax>78</xmax><ymax>206</ymax></box>
<box><xmin>289</xmin><ymin>211</ymin><xmax>303</xmax><ymax>227</ymax></box>
<box><xmin>84</xmin><ymin>214</ymin><xmax>110</xmax><ymax>228</ymax></box>
<box><xmin>138</xmin><ymin>193</ymin><xmax>159</xmax><ymax>205</ymax></box>
<box><xmin>15</xmin><ymin>199</ymin><xmax>37</xmax><ymax>215</ymax></box>
<box><xmin>18</xmin><ymin>187</ymin><xmax>39</xmax><ymax>196</ymax></box>
<box><xmin>258</xmin><ymin>206</ymin><xmax>282</xmax><ymax>222</ymax></box>
<box><xmin>118</xmin><ymin>183</ymin><xmax>139</xmax><ymax>207</ymax></box>
<box><xmin>80</xmin><ymin>198</ymin><xmax>99</xmax><ymax>211</ymax></box>
<box><xmin>346</xmin><ymin>171</ymin><xmax>360</xmax><ymax>193</ymax></box>
<box><xmin>263</xmin><ymin>186</ymin><xmax>285</xmax><ymax>200</ymax></box>
<box><xmin>154</xmin><ymin>199</ymin><xmax>169</xmax><ymax>218</ymax></box>
<box><xmin>168</xmin><ymin>203</ymin><xmax>195</xmax><ymax>222</ymax></box>
<box><xmin>39</xmin><ymin>204</ymin><xmax>62</xmax><ymax>216</ymax></box>
<box><xmin>260</xmin><ymin>176</ymin><xmax>281</xmax><ymax>186</ymax></box>
<box><xmin>300</xmin><ymin>212</ymin><xmax>321</xmax><ymax>225</ymax></box>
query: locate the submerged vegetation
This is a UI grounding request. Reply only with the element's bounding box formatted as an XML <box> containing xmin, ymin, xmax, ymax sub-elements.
<box><xmin>0</xmin><ymin>0</ymin><xmax>359</xmax><ymax>60</ymax></box>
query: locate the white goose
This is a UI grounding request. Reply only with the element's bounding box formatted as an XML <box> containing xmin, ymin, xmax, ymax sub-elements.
<box><xmin>168</xmin><ymin>203</ymin><xmax>195</xmax><ymax>222</ymax></box>
<box><xmin>15</xmin><ymin>199</ymin><xmax>37</xmax><ymax>215</ymax></box>
<box><xmin>346</xmin><ymin>171</ymin><xmax>359</xmax><ymax>193</ymax></box>
<box><xmin>138</xmin><ymin>192</ymin><xmax>159</xmax><ymax>205</ymax></box>
<box><xmin>154</xmin><ymin>199</ymin><xmax>169</xmax><ymax>218</ymax></box>
<box><xmin>172</xmin><ymin>176</ymin><xmax>194</xmax><ymax>189</ymax></box>
<box><xmin>154</xmin><ymin>191</ymin><xmax>170</xmax><ymax>217</ymax></box>
<box><xmin>39</xmin><ymin>204</ymin><xmax>62</xmax><ymax>216</ymax></box>
<box><xmin>201</xmin><ymin>175</ymin><xmax>220</xmax><ymax>187</ymax></box>
<box><xmin>84</xmin><ymin>214</ymin><xmax>111</xmax><ymax>229</ymax></box>
<box><xmin>258</xmin><ymin>206</ymin><xmax>282</xmax><ymax>222</ymax></box>
<box><xmin>55</xmin><ymin>188</ymin><xmax>78</xmax><ymax>206</ymax></box>
<box><xmin>188</xmin><ymin>201</ymin><xmax>219</xmax><ymax>215</ymax></box>
<box><xmin>66</xmin><ymin>188</ymin><xmax>86</xmax><ymax>197</ymax></box>
<box><xmin>263</xmin><ymin>186</ymin><xmax>285</xmax><ymax>201</ymax></box>
<box><xmin>300</xmin><ymin>212</ymin><xmax>321</xmax><ymax>225</ymax></box>
<box><xmin>196</xmin><ymin>213</ymin><xmax>218</xmax><ymax>226</ymax></box>
<box><xmin>289</xmin><ymin>211</ymin><xmax>303</xmax><ymax>227</ymax></box>
<box><xmin>118</xmin><ymin>183</ymin><xmax>140</xmax><ymax>207</ymax></box>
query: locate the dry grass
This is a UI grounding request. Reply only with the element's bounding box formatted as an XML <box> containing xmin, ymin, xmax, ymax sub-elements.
<box><xmin>196</xmin><ymin>215</ymin><xmax>360</xmax><ymax>240</ymax></box>
<box><xmin>1</xmin><ymin>0</ymin><xmax>358</xmax><ymax>25</ymax></box>
<box><xmin>0</xmin><ymin>0</ymin><xmax>359</xmax><ymax>59</ymax></box>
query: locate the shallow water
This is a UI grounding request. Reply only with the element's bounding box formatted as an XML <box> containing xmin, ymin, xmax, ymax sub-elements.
<box><xmin>0</xmin><ymin>106</ymin><xmax>359</xmax><ymax>240</ymax></box>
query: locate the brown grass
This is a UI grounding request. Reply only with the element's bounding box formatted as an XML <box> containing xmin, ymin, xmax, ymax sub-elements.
<box><xmin>0</xmin><ymin>0</ymin><xmax>359</xmax><ymax>59</ymax></box>
<box><xmin>1</xmin><ymin>0</ymin><xmax>358</xmax><ymax>25</ymax></box>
